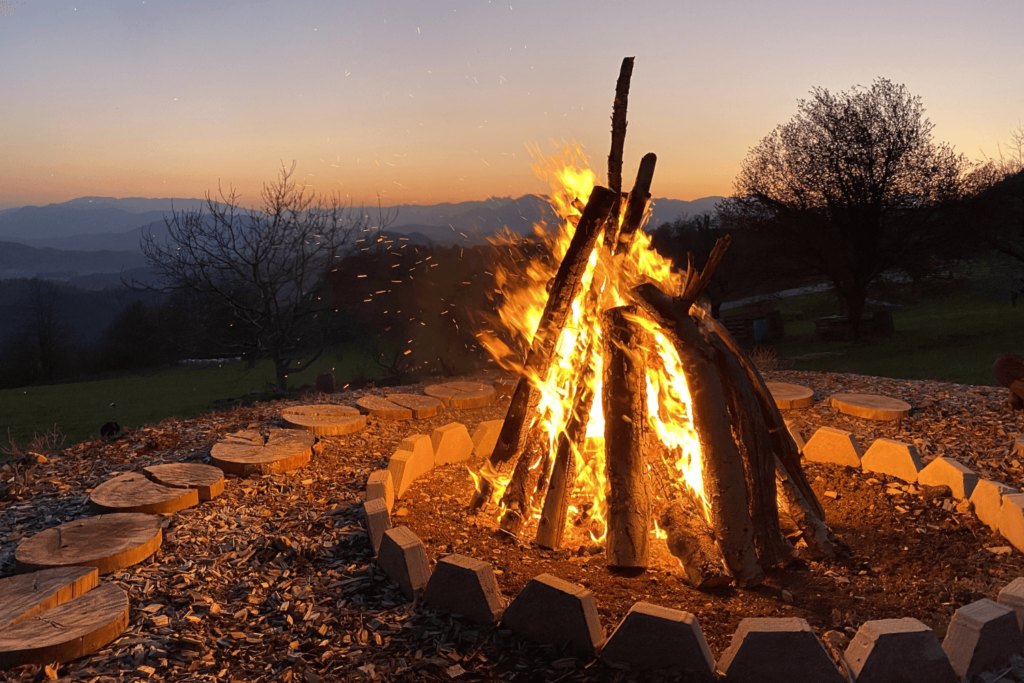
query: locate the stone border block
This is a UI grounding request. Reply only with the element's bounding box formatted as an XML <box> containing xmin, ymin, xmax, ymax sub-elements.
<box><xmin>998</xmin><ymin>577</ymin><xmax>1024</xmax><ymax>631</ymax></box>
<box><xmin>366</xmin><ymin>470</ymin><xmax>395</xmax><ymax>513</ymax></box>
<box><xmin>844</xmin><ymin>617</ymin><xmax>957</xmax><ymax>683</ymax></box>
<box><xmin>431</xmin><ymin>423</ymin><xmax>474</xmax><ymax>466</ymax></box>
<box><xmin>362</xmin><ymin>498</ymin><xmax>391</xmax><ymax>555</ymax></box>
<box><xmin>1000</xmin><ymin>493</ymin><xmax>1024</xmax><ymax>553</ymax></box>
<box><xmin>802</xmin><ymin>427</ymin><xmax>863</xmax><ymax>468</ymax></box>
<box><xmin>377</xmin><ymin>526</ymin><xmax>431</xmax><ymax>600</ymax></box>
<box><xmin>501</xmin><ymin>573</ymin><xmax>604</xmax><ymax>658</ymax></box>
<box><xmin>388</xmin><ymin>437</ymin><xmax>434</xmax><ymax>499</ymax></box>
<box><xmin>601</xmin><ymin>601</ymin><xmax>715</xmax><ymax>676</ymax></box>
<box><xmin>972</xmin><ymin>479</ymin><xmax>1017</xmax><ymax>531</ymax></box>
<box><xmin>423</xmin><ymin>554</ymin><xmax>503</xmax><ymax>625</ymax></box>
<box><xmin>717</xmin><ymin>617</ymin><xmax>845</xmax><ymax>683</ymax></box>
<box><xmin>471</xmin><ymin>420</ymin><xmax>504</xmax><ymax>460</ymax></box>
<box><xmin>942</xmin><ymin>598</ymin><xmax>1023</xmax><ymax>678</ymax></box>
<box><xmin>917</xmin><ymin>457</ymin><xmax>978</xmax><ymax>500</ymax></box>
<box><xmin>861</xmin><ymin>439</ymin><xmax>923</xmax><ymax>483</ymax></box>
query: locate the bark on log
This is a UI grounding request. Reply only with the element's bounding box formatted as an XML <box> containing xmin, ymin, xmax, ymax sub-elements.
<box><xmin>607</xmin><ymin>57</ymin><xmax>634</xmax><ymax>198</ymax></box>
<box><xmin>776</xmin><ymin>457</ymin><xmax>834</xmax><ymax>560</ymax></box>
<box><xmin>613</xmin><ymin>153</ymin><xmax>657</xmax><ymax>256</ymax></box>
<box><xmin>603</xmin><ymin>306</ymin><xmax>652</xmax><ymax>568</ymax></box>
<box><xmin>498</xmin><ymin>432</ymin><xmax>545</xmax><ymax>536</ymax></box>
<box><xmin>692</xmin><ymin>307</ymin><xmax>825</xmax><ymax>521</ymax></box>
<box><xmin>661</xmin><ymin>498</ymin><xmax>731</xmax><ymax>589</ymax></box>
<box><xmin>631</xmin><ymin>284</ymin><xmax>763</xmax><ymax>586</ymax></box>
<box><xmin>699</xmin><ymin>318</ymin><xmax>793</xmax><ymax>568</ymax></box>
<box><xmin>477</xmin><ymin>186</ymin><xmax>617</xmax><ymax>508</ymax></box>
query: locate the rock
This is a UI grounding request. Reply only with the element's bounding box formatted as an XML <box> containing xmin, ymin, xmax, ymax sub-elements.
<box><xmin>1000</xmin><ymin>493</ymin><xmax>1024</xmax><ymax>553</ymax></box>
<box><xmin>280</xmin><ymin>405</ymin><xmax>366</xmax><ymax>436</ymax></box>
<box><xmin>210</xmin><ymin>428</ymin><xmax>314</xmax><ymax>476</ymax></box>
<box><xmin>362</xmin><ymin>498</ymin><xmax>391</xmax><ymax>556</ymax></box>
<box><xmin>997</xmin><ymin>577</ymin><xmax>1024</xmax><ymax>631</ymax></box>
<box><xmin>921</xmin><ymin>484</ymin><xmax>953</xmax><ymax>501</ymax></box>
<box><xmin>601</xmin><ymin>601</ymin><xmax>716</xmax><ymax>676</ymax></box>
<box><xmin>0</xmin><ymin>566</ymin><xmax>99</xmax><ymax>632</ymax></box>
<box><xmin>802</xmin><ymin>426</ymin><xmax>863</xmax><ymax>468</ymax></box>
<box><xmin>431</xmin><ymin>423</ymin><xmax>474</xmax><ymax>466</ymax></box>
<box><xmin>830</xmin><ymin>393</ymin><xmax>912</xmax><ymax>421</ymax></box>
<box><xmin>784</xmin><ymin>419</ymin><xmax>807</xmax><ymax>453</ymax></box>
<box><xmin>356</xmin><ymin>396</ymin><xmax>412</xmax><ymax>420</ymax></box>
<box><xmin>471</xmin><ymin>420</ymin><xmax>504</xmax><ymax>459</ymax></box>
<box><xmin>844</xmin><ymin>617</ymin><xmax>957</xmax><ymax>683</ymax></box>
<box><xmin>142</xmin><ymin>463</ymin><xmax>226</xmax><ymax>501</ymax></box>
<box><xmin>89</xmin><ymin>471</ymin><xmax>199</xmax><ymax>515</ymax></box>
<box><xmin>377</xmin><ymin>527</ymin><xmax>431</xmax><ymax>600</ymax></box>
<box><xmin>386</xmin><ymin>394</ymin><xmax>443</xmax><ymax>419</ymax></box>
<box><xmin>365</xmin><ymin>470</ymin><xmax>395</xmax><ymax>513</ymax></box>
<box><xmin>766</xmin><ymin>382</ymin><xmax>815</xmax><ymax>409</ymax></box>
<box><xmin>917</xmin><ymin>457</ymin><xmax>978</xmax><ymax>500</ymax></box>
<box><xmin>942</xmin><ymin>598</ymin><xmax>1023</xmax><ymax>678</ymax></box>
<box><xmin>422</xmin><ymin>554</ymin><xmax>504</xmax><ymax>625</ymax></box>
<box><xmin>972</xmin><ymin>480</ymin><xmax>1017</xmax><ymax>531</ymax></box>
<box><xmin>15</xmin><ymin>513</ymin><xmax>163</xmax><ymax>575</ymax></box>
<box><xmin>315</xmin><ymin>373</ymin><xmax>335</xmax><ymax>394</ymax></box>
<box><xmin>717</xmin><ymin>617</ymin><xmax>845</xmax><ymax>683</ymax></box>
<box><xmin>388</xmin><ymin>436</ymin><xmax>434</xmax><ymax>499</ymax></box>
<box><xmin>860</xmin><ymin>439</ymin><xmax>923</xmax><ymax>483</ymax></box>
<box><xmin>501</xmin><ymin>573</ymin><xmax>604</xmax><ymax>658</ymax></box>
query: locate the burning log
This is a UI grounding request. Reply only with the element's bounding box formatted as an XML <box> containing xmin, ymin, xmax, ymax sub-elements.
<box><xmin>602</xmin><ymin>306</ymin><xmax>652</xmax><ymax>568</ymax></box>
<box><xmin>497</xmin><ymin>433</ymin><xmax>545</xmax><ymax>536</ymax></box>
<box><xmin>607</xmin><ymin>57</ymin><xmax>634</xmax><ymax>198</ymax></box>
<box><xmin>612</xmin><ymin>152</ymin><xmax>656</xmax><ymax>255</ymax></box>
<box><xmin>631</xmin><ymin>282</ymin><xmax>764</xmax><ymax>588</ymax></box>
<box><xmin>776</xmin><ymin>458</ymin><xmax>834</xmax><ymax>559</ymax></box>
<box><xmin>660</xmin><ymin>497</ymin><xmax>731</xmax><ymax>589</ymax></box>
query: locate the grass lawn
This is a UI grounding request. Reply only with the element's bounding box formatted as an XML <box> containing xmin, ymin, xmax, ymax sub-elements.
<box><xmin>0</xmin><ymin>346</ymin><xmax>379</xmax><ymax>451</ymax></box>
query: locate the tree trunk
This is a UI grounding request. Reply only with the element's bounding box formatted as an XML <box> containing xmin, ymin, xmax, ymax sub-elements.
<box><xmin>274</xmin><ymin>358</ymin><xmax>289</xmax><ymax>395</ymax></box>
<box><xmin>602</xmin><ymin>306</ymin><xmax>651</xmax><ymax>568</ymax></box>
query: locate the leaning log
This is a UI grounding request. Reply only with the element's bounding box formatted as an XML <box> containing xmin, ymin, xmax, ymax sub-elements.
<box><xmin>497</xmin><ymin>432</ymin><xmax>545</xmax><ymax>536</ymax></box>
<box><xmin>776</xmin><ymin>457</ymin><xmax>834</xmax><ymax>560</ymax></box>
<box><xmin>632</xmin><ymin>283</ymin><xmax>763</xmax><ymax>587</ymax></box>
<box><xmin>612</xmin><ymin>152</ymin><xmax>657</xmax><ymax>256</ymax></box>
<box><xmin>603</xmin><ymin>306</ymin><xmax>652</xmax><ymax>568</ymax></box>
<box><xmin>661</xmin><ymin>497</ymin><xmax>731</xmax><ymax>589</ymax></box>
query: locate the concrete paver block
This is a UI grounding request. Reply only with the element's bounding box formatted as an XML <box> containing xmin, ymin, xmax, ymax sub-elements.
<box><xmin>999</xmin><ymin>493</ymin><xmax>1024</xmax><ymax>552</ymax></box>
<box><xmin>601</xmin><ymin>601</ymin><xmax>715</xmax><ymax>675</ymax></box>
<box><xmin>365</xmin><ymin>470</ymin><xmax>395</xmax><ymax>513</ymax></box>
<box><xmin>717</xmin><ymin>617</ymin><xmax>845</xmax><ymax>683</ymax></box>
<box><xmin>784</xmin><ymin>420</ymin><xmax>807</xmax><ymax>453</ymax></box>
<box><xmin>422</xmin><ymin>554</ymin><xmax>504</xmax><ymax>624</ymax></box>
<box><xmin>400</xmin><ymin>434</ymin><xmax>435</xmax><ymax>464</ymax></box>
<box><xmin>802</xmin><ymin>427</ymin><xmax>863</xmax><ymax>468</ymax></box>
<box><xmin>377</xmin><ymin>526</ymin><xmax>431</xmax><ymax>600</ymax></box>
<box><xmin>501</xmin><ymin>573</ymin><xmax>604</xmax><ymax>658</ymax></box>
<box><xmin>844</xmin><ymin>617</ymin><xmax>957</xmax><ymax>683</ymax></box>
<box><xmin>362</xmin><ymin>498</ymin><xmax>391</xmax><ymax>555</ymax></box>
<box><xmin>997</xmin><ymin>577</ymin><xmax>1024</xmax><ymax>631</ymax></box>
<box><xmin>972</xmin><ymin>479</ymin><xmax>1017</xmax><ymax>531</ymax></box>
<box><xmin>861</xmin><ymin>439</ymin><xmax>923</xmax><ymax>483</ymax></box>
<box><xmin>1013</xmin><ymin>436</ymin><xmax>1024</xmax><ymax>457</ymax></box>
<box><xmin>388</xmin><ymin>438</ymin><xmax>434</xmax><ymax>499</ymax></box>
<box><xmin>942</xmin><ymin>598</ymin><xmax>1023</xmax><ymax>678</ymax></box>
<box><xmin>917</xmin><ymin>457</ymin><xmax>978</xmax><ymax>499</ymax></box>
<box><xmin>431</xmin><ymin>423</ymin><xmax>474</xmax><ymax>466</ymax></box>
<box><xmin>471</xmin><ymin>420</ymin><xmax>504</xmax><ymax>460</ymax></box>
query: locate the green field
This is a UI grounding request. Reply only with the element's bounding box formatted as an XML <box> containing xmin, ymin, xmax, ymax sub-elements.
<box><xmin>0</xmin><ymin>346</ymin><xmax>379</xmax><ymax>451</ymax></box>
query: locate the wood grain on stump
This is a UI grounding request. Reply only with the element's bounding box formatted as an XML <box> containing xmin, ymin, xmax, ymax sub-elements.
<box><xmin>424</xmin><ymin>382</ymin><xmax>496</xmax><ymax>409</ymax></box>
<box><xmin>280</xmin><ymin>405</ymin><xmax>367</xmax><ymax>436</ymax></box>
<box><xmin>0</xmin><ymin>566</ymin><xmax>98</xmax><ymax>632</ymax></box>
<box><xmin>355</xmin><ymin>396</ymin><xmax>413</xmax><ymax>420</ymax></box>
<box><xmin>831</xmin><ymin>393</ymin><xmax>912</xmax><ymax>421</ymax></box>
<box><xmin>89</xmin><ymin>471</ymin><xmax>199</xmax><ymax>515</ymax></box>
<box><xmin>0</xmin><ymin>583</ymin><xmax>129</xmax><ymax>668</ymax></box>
<box><xmin>765</xmin><ymin>382</ymin><xmax>816</xmax><ymax>410</ymax></box>
<box><xmin>209</xmin><ymin>428</ymin><xmax>314</xmax><ymax>476</ymax></box>
<box><xmin>15</xmin><ymin>513</ymin><xmax>163</xmax><ymax>575</ymax></box>
<box><xmin>386</xmin><ymin>394</ymin><xmax>443</xmax><ymax>419</ymax></box>
<box><xmin>143</xmin><ymin>463</ymin><xmax>226</xmax><ymax>501</ymax></box>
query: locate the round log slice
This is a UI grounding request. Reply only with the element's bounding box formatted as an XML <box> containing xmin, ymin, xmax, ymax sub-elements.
<box><xmin>280</xmin><ymin>405</ymin><xmax>367</xmax><ymax>436</ymax></box>
<box><xmin>0</xmin><ymin>583</ymin><xmax>129</xmax><ymax>668</ymax></box>
<box><xmin>15</xmin><ymin>513</ymin><xmax>163</xmax><ymax>575</ymax></box>
<box><xmin>355</xmin><ymin>396</ymin><xmax>413</xmax><ymax>420</ymax></box>
<box><xmin>0</xmin><ymin>566</ymin><xmax>98</xmax><ymax>632</ymax></box>
<box><xmin>386</xmin><ymin>393</ymin><xmax>442</xmax><ymax>419</ymax></box>
<box><xmin>424</xmin><ymin>381</ymin><xmax>496</xmax><ymax>409</ymax></box>
<box><xmin>830</xmin><ymin>393</ymin><xmax>912</xmax><ymax>421</ymax></box>
<box><xmin>143</xmin><ymin>463</ymin><xmax>226</xmax><ymax>501</ymax></box>
<box><xmin>89</xmin><ymin>472</ymin><xmax>199</xmax><ymax>515</ymax></box>
<box><xmin>209</xmin><ymin>428</ymin><xmax>314</xmax><ymax>476</ymax></box>
<box><xmin>765</xmin><ymin>382</ymin><xmax>816</xmax><ymax>410</ymax></box>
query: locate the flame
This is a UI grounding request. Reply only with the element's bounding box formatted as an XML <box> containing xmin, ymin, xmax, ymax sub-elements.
<box><xmin>474</xmin><ymin>143</ymin><xmax>705</xmax><ymax>543</ymax></box>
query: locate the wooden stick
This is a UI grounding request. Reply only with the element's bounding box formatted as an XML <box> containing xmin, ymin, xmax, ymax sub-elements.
<box><xmin>498</xmin><ymin>432</ymin><xmax>544</xmax><ymax>535</ymax></box>
<box><xmin>661</xmin><ymin>497</ymin><xmax>731</xmax><ymax>589</ymax></box>
<box><xmin>613</xmin><ymin>153</ymin><xmax>657</xmax><ymax>256</ymax></box>
<box><xmin>607</xmin><ymin>57</ymin><xmax>635</xmax><ymax>198</ymax></box>
<box><xmin>632</xmin><ymin>283</ymin><xmax>763</xmax><ymax>587</ymax></box>
<box><xmin>602</xmin><ymin>306</ymin><xmax>652</xmax><ymax>568</ymax></box>
<box><xmin>776</xmin><ymin>457</ymin><xmax>834</xmax><ymax>559</ymax></box>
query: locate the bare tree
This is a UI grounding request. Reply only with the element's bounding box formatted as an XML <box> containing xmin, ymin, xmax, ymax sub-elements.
<box><xmin>720</xmin><ymin>79</ymin><xmax>971</xmax><ymax>337</ymax></box>
<box><xmin>976</xmin><ymin>124</ymin><xmax>1024</xmax><ymax>303</ymax></box>
<box><xmin>138</xmin><ymin>163</ymin><xmax>375</xmax><ymax>392</ymax></box>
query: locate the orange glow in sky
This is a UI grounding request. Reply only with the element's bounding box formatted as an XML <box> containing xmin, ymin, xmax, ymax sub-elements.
<box><xmin>1</xmin><ymin>1</ymin><xmax>1022</xmax><ymax>210</ymax></box>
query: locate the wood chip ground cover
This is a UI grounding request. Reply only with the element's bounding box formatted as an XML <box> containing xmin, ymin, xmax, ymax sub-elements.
<box><xmin>1</xmin><ymin>370</ymin><xmax>1023</xmax><ymax>681</ymax></box>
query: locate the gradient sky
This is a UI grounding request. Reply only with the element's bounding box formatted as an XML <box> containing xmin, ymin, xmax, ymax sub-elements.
<box><xmin>2</xmin><ymin>0</ymin><xmax>1022</xmax><ymax>211</ymax></box>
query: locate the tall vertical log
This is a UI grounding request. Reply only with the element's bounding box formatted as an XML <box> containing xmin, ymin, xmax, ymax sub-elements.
<box><xmin>607</xmin><ymin>57</ymin><xmax>635</xmax><ymax>198</ymax></box>
<box><xmin>603</xmin><ymin>306</ymin><xmax>651</xmax><ymax>568</ymax></box>
<box><xmin>632</xmin><ymin>283</ymin><xmax>763</xmax><ymax>587</ymax></box>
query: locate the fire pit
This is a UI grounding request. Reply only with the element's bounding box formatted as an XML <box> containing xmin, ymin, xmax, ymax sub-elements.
<box><xmin>468</xmin><ymin>59</ymin><xmax>832</xmax><ymax>588</ymax></box>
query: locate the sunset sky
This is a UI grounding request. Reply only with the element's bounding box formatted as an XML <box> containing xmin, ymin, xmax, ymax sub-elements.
<box><xmin>1</xmin><ymin>0</ymin><xmax>1022</xmax><ymax>211</ymax></box>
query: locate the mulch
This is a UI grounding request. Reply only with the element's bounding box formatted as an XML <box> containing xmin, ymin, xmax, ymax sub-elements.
<box><xmin>1</xmin><ymin>369</ymin><xmax>1023</xmax><ymax>682</ymax></box>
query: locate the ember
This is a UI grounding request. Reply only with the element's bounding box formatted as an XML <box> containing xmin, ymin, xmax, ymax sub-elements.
<box><xmin>471</xmin><ymin>58</ymin><xmax>833</xmax><ymax>587</ymax></box>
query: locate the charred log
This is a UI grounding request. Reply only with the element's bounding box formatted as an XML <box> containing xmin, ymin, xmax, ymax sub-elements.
<box><xmin>607</xmin><ymin>57</ymin><xmax>634</xmax><ymax>198</ymax></box>
<box><xmin>661</xmin><ymin>497</ymin><xmax>731</xmax><ymax>589</ymax></box>
<box><xmin>612</xmin><ymin>153</ymin><xmax>657</xmax><ymax>255</ymax></box>
<box><xmin>776</xmin><ymin>457</ymin><xmax>834</xmax><ymax>560</ymax></box>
